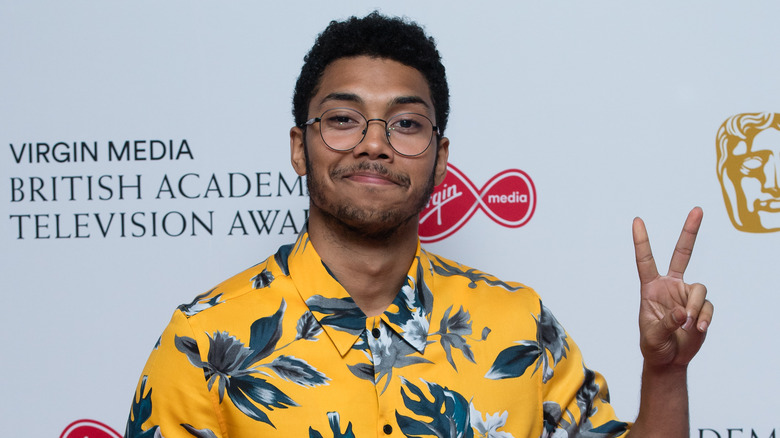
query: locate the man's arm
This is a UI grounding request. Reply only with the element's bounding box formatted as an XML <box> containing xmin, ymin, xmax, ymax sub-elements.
<box><xmin>629</xmin><ymin>207</ymin><xmax>714</xmax><ymax>437</ymax></box>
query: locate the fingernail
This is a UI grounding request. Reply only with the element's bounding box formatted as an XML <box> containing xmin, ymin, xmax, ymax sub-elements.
<box><xmin>698</xmin><ymin>321</ymin><xmax>709</xmax><ymax>332</ymax></box>
<box><xmin>683</xmin><ymin>316</ymin><xmax>694</xmax><ymax>331</ymax></box>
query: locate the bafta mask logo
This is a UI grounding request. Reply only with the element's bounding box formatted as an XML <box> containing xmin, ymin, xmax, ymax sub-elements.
<box><xmin>717</xmin><ymin>112</ymin><xmax>780</xmax><ymax>233</ymax></box>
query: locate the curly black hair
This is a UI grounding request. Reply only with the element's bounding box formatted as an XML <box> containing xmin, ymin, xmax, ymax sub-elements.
<box><xmin>292</xmin><ymin>11</ymin><xmax>450</xmax><ymax>135</ymax></box>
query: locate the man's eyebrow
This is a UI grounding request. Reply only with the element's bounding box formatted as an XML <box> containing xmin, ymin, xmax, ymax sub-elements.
<box><xmin>318</xmin><ymin>92</ymin><xmax>363</xmax><ymax>106</ymax></box>
<box><xmin>390</xmin><ymin>95</ymin><xmax>430</xmax><ymax>108</ymax></box>
<box><xmin>317</xmin><ymin>93</ymin><xmax>430</xmax><ymax>109</ymax></box>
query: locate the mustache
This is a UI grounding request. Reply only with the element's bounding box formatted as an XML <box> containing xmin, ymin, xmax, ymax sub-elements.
<box><xmin>330</xmin><ymin>161</ymin><xmax>411</xmax><ymax>187</ymax></box>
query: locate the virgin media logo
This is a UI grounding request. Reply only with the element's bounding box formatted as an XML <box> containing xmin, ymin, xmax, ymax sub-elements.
<box><xmin>61</xmin><ymin>419</ymin><xmax>121</xmax><ymax>438</ymax></box>
<box><xmin>419</xmin><ymin>163</ymin><xmax>536</xmax><ymax>243</ymax></box>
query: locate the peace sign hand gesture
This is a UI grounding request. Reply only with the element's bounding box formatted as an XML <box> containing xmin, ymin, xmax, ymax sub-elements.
<box><xmin>633</xmin><ymin>207</ymin><xmax>714</xmax><ymax>369</ymax></box>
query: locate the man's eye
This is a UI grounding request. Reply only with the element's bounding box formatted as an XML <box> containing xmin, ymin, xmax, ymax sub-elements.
<box><xmin>390</xmin><ymin>117</ymin><xmax>423</xmax><ymax>133</ymax></box>
<box><xmin>325</xmin><ymin>115</ymin><xmax>360</xmax><ymax>129</ymax></box>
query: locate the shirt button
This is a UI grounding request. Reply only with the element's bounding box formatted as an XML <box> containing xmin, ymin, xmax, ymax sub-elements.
<box><xmin>383</xmin><ymin>424</ymin><xmax>393</xmax><ymax>434</ymax></box>
<box><xmin>371</xmin><ymin>328</ymin><xmax>381</xmax><ymax>339</ymax></box>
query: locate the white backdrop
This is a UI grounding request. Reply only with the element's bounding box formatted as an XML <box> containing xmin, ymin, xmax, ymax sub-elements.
<box><xmin>2</xmin><ymin>1</ymin><xmax>778</xmax><ymax>437</ymax></box>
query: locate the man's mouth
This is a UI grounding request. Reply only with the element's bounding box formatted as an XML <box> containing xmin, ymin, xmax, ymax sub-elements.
<box><xmin>332</xmin><ymin>162</ymin><xmax>410</xmax><ymax>187</ymax></box>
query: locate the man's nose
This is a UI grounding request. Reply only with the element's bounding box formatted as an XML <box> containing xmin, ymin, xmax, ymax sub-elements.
<box><xmin>353</xmin><ymin>120</ymin><xmax>393</xmax><ymax>159</ymax></box>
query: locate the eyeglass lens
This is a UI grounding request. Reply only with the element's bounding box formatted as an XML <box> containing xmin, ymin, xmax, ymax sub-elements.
<box><xmin>318</xmin><ymin>108</ymin><xmax>435</xmax><ymax>156</ymax></box>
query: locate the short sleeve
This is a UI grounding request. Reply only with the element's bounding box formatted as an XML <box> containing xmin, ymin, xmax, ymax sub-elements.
<box><xmin>125</xmin><ymin>310</ymin><xmax>224</xmax><ymax>438</ymax></box>
<box><xmin>538</xmin><ymin>302</ymin><xmax>631</xmax><ymax>437</ymax></box>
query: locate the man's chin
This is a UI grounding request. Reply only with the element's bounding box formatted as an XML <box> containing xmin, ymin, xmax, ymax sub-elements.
<box><xmin>335</xmin><ymin>207</ymin><xmax>417</xmax><ymax>240</ymax></box>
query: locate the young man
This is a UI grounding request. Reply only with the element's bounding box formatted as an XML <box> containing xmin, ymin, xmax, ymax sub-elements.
<box><xmin>126</xmin><ymin>12</ymin><xmax>713</xmax><ymax>438</ymax></box>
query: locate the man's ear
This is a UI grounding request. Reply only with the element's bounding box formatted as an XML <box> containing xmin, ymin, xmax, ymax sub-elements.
<box><xmin>290</xmin><ymin>126</ymin><xmax>307</xmax><ymax>176</ymax></box>
<box><xmin>434</xmin><ymin>136</ymin><xmax>450</xmax><ymax>186</ymax></box>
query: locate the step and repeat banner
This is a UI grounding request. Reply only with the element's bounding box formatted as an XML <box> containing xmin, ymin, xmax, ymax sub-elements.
<box><xmin>2</xmin><ymin>1</ymin><xmax>778</xmax><ymax>437</ymax></box>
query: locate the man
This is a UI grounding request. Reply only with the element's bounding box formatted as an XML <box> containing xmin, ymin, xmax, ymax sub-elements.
<box><xmin>125</xmin><ymin>12</ymin><xmax>713</xmax><ymax>438</ymax></box>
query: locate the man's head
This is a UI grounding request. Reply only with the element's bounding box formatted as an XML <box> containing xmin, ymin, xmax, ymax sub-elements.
<box><xmin>292</xmin><ymin>12</ymin><xmax>450</xmax><ymax>135</ymax></box>
<box><xmin>716</xmin><ymin>112</ymin><xmax>780</xmax><ymax>232</ymax></box>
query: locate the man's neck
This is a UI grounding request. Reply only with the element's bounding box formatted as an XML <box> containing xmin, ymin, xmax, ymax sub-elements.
<box><xmin>306</xmin><ymin>209</ymin><xmax>420</xmax><ymax>317</ymax></box>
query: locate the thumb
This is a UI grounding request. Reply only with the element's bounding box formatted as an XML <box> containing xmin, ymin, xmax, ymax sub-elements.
<box><xmin>642</xmin><ymin>307</ymin><xmax>686</xmax><ymax>364</ymax></box>
<box><xmin>664</xmin><ymin>307</ymin><xmax>688</xmax><ymax>333</ymax></box>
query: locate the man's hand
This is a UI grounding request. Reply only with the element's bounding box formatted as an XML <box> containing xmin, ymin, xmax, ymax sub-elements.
<box><xmin>632</xmin><ymin>207</ymin><xmax>714</xmax><ymax>369</ymax></box>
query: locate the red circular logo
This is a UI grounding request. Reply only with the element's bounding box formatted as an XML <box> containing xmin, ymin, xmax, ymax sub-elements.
<box><xmin>420</xmin><ymin>164</ymin><xmax>536</xmax><ymax>242</ymax></box>
<box><xmin>61</xmin><ymin>419</ymin><xmax>121</xmax><ymax>438</ymax></box>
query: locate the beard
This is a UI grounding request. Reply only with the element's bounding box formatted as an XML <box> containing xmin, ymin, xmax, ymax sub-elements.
<box><xmin>304</xmin><ymin>145</ymin><xmax>437</xmax><ymax>241</ymax></box>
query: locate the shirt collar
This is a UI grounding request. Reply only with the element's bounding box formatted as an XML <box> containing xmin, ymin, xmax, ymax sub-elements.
<box><xmin>287</xmin><ymin>231</ymin><xmax>435</xmax><ymax>356</ymax></box>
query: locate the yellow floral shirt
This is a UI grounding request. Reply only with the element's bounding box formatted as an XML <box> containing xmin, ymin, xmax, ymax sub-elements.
<box><xmin>126</xmin><ymin>231</ymin><xmax>629</xmax><ymax>438</ymax></box>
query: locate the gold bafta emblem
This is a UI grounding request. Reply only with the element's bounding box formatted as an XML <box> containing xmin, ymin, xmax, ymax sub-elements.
<box><xmin>716</xmin><ymin>113</ymin><xmax>780</xmax><ymax>232</ymax></box>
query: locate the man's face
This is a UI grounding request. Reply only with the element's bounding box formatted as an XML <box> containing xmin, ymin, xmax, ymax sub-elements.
<box><xmin>290</xmin><ymin>56</ymin><xmax>449</xmax><ymax>238</ymax></box>
<box><xmin>722</xmin><ymin>127</ymin><xmax>780</xmax><ymax>232</ymax></box>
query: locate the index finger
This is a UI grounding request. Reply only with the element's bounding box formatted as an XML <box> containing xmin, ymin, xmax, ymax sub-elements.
<box><xmin>668</xmin><ymin>207</ymin><xmax>703</xmax><ymax>279</ymax></box>
<box><xmin>633</xmin><ymin>216</ymin><xmax>659</xmax><ymax>285</ymax></box>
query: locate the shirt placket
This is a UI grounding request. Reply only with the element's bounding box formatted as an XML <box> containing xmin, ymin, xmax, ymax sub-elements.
<box><xmin>366</xmin><ymin>316</ymin><xmax>399</xmax><ymax>436</ymax></box>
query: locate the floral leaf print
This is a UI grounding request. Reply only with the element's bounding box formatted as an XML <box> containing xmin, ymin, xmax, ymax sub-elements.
<box><xmin>532</xmin><ymin>303</ymin><xmax>569</xmax><ymax>383</ymax></box>
<box><xmin>485</xmin><ymin>302</ymin><xmax>570</xmax><ymax>383</ymax></box>
<box><xmin>309</xmin><ymin>412</ymin><xmax>356</xmax><ymax>438</ymax></box>
<box><xmin>173</xmin><ymin>301</ymin><xmax>308</xmax><ymax>428</ymax></box>
<box><xmin>242</xmin><ymin>300</ymin><xmax>287</xmax><ymax>368</ymax></box>
<box><xmin>227</xmin><ymin>374</ymin><xmax>297</xmax><ymax>425</ymax></box>
<box><xmin>576</xmin><ymin>367</ymin><xmax>600</xmax><ymax>420</ymax></box>
<box><xmin>385</xmin><ymin>263</ymin><xmax>433</xmax><ymax>331</ymax></box>
<box><xmin>428</xmin><ymin>254</ymin><xmax>523</xmax><ymax>292</ymax></box>
<box><xmin>295</xmin><ymin>311</ymin><xmax>322</xmax><ymax>341</ymax></box>
<box><xmin>386</xmin><ymin>276</ymin><xmax>425</xmax><ymax>329</ymax></box>
<box><xmin>264</xmin><ymin>355</ymin><xmax>330</xmax><ymax>387</ymax></box>
<box><xmin>370</xmin><ymin>325</ymin><xmax>433</xmax><ymax>394</ymax></box>
<box><xmin>181</xmin><ymin>424</ymin><xmax>218</xmax><ymax>438</ymax></box>
<box><xmin>399</xmin><ymin>309</ymin><xmax>432</xmax><ymax>352</ymax></box>
<box><xmin>251</xmin><ymin>270</ymin><xmax>274</xmax><ymax>289</ymax></box>
<box><xmin>176</xmin><ymin>332</ymin><xmax>253</xmax><ymax>402</ymax></box>
<box><xmin>440</xmin><ymin>306</ymin><xmax>471</xmax><ymax>335</ymax></box>
<box><xmin>589</xmin><ymin>421</ymin><xmax>629</xmax><ymax>436</ymax></box>
<box><xmin>306</xmin><ymin>295</ymin><xmax>365</xmax><ymax>335</ymax></box>
<box><xmin>346</xmin><ymin>361</ymin><xmax>374</xmax><ymax>381</ymax></box>
<box><xmin>436</xmin><ymin>306</ymin><xmax>478</xmax><ymax>370</ymax></box>
<box><xmin>395</xmin><ymin>378</ymin><xmax>474</xmax><ymax>438</ymax></box>
<box><xmin>125</xmin><ymin>376</ymin><xmax>162</xmax><ymax>438</ymax></box>
<box><xmin>484</xmin><ymin>342</ymin><xmax>542</xmax><ymax>380</ymax></box>
<box><xmin>179</xmin><ymin>288</ymin><xmax>223</xmax><ymax>317</ymax></box>
<box><xmin>415</xmin><ymin>260</ymin><xmax>435</xmax><ymax>314</ymax></box>
<box><xmin>175</xmin><ymin>335</ymin><xmax>209</xmax><ymax>368</ymax></box>
<box><xmin>469</xmin><ymin>403</ymin><xmax>514</xmax><ymax>438</ymax></box>
<box><xmin>274</xmin><ymin>243</ymin><xmax>294</xmax><ymax>276</ymax></box>
<box><xmin>540</xmin><ymin>369</ymin><xmax>629</xmax><ymax>438</ymax></box>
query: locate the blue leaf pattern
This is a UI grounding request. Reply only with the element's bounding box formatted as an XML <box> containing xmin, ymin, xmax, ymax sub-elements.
<box><xmin>396</xmin><ymin>378</ymin><xmax>474</xmax><ymax>438</ymax></box>
<box><xmin>484</xmin><ymin>342</ymin><xmax>542</xmax><ymax>380</ymax></box>
<box><xmin>264</xmin><ymin>355</ymin><xmax>330</xmax><ymax>387</ymax></box>
<box><xmin>309</xmin><ymin>412</ymin><xmax>356</xmax><ymax>438</ymax></box>
<box><xmin>540</xmin><ymin>367</ymin><xmax>628</xmax><ymax>437</ymax></box>
<box><xmin>251</xmin><ymin>270</ymin><xmax>275</xmax><ymax>289</ymax></box>
<box><xmin>173</xmin><ymin>299</ymin><xmax>330</xmax><ymax>427</ymax></box>
<box><xmin>485</xmin><ymin>301</ymin><xmax>569</xmax><ymax>383</ymax></box>
<box><xmin>428</xmin><ymin>253</ymin><xmax>523</xmax><ymax>292</ymax></box>
<box><xmin>181</xmin><ymin>423</ymin><xmax>219</xmax><ymax>438</ymax></box>
<box><xmin>179</xmin><ymin>288</ymin><xmax>224</xmax><ymax>317</ymax></box>
<box><xmin>306</xmin><ymin>295</ymin><xmax>365</xmax><ymax>335</ymax></box>
<box><xmin>436</xmin><ymin>306</ymin><xmax>478</xmax><ymax>370</ymax></box>
<box><xmin>351</xmin><ymin>325</ymin><xmax>433</xmax><ymax>394</ymax></box>
<box><xmin>125</xmin><ymin>376</ymin><xmax>161</xmax><ymax>438</ymax></box>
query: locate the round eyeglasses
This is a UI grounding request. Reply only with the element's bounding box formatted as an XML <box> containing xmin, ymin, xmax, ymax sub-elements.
<box><xmin>301</xmin><ymin>107</ymin><xmax>440</xmax><ymax>157</ymax></box>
